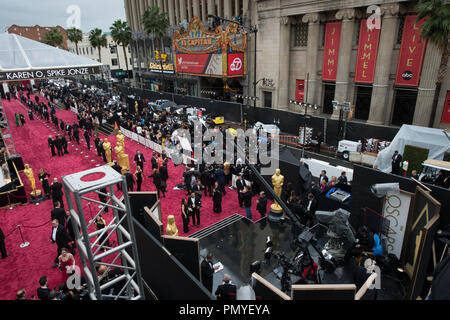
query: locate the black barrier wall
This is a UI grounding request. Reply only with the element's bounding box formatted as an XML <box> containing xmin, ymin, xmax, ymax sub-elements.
<box><xmin>133</xmin><ymin>218</ymin><xmax>214</xmax><ymax>300</ymax></box>
<box><xmin>79</xmin><ymin>80</ymin><xmax>399</xmax><ymax>146</ymax></box>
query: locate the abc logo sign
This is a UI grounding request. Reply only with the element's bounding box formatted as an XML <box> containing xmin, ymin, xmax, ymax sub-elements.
<box><xmin>401</xmin><ymin>70</ymin><xmax>413</xmax><ymax>81</ymax></box>
<box><xmin>230</xmin><ymin>58</ymin><xmax>242</xmax><ymax>72</ymax></box>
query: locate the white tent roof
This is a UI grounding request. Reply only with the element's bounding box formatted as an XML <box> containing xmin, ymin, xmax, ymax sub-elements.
<box><xmin>0</xmin><ymin>33</ymin><xmax>101</xmax><ymax>71</ymax></box>
<box><xmin>374</xmin><ymin>125</ymin><xmax>450</xmax><ymax>173</ymax></box>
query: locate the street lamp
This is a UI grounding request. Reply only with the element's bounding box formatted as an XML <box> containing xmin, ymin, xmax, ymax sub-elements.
<box><xmin>332</xmin><ymin>100</ymin><xmax>351</xmax><ymax>142</ymax></box>
<box><xmin>290</xmin><ymin>99</ymin><xmax>319</xmax><ymax>158</ymax></box>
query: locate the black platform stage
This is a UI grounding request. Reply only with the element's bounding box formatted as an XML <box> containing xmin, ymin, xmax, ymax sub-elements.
<box><xmin>198</xmin><ymin>215</ymin><xmax>404</xmax><ymax>299</ymax></box>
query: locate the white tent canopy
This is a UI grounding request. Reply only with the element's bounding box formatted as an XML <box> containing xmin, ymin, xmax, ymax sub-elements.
<box><xmin>0</xmin><ymin>33</ymin><xmax>102</xmax><ymax>80</ymax></box>
<box><xmin>374</xmin><ymin>125</ymin><xmax>450</xmax><ymax>173</ymax></box>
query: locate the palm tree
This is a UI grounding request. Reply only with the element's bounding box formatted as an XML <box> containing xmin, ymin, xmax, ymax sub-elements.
<box><xmin>142</xmin><ymin>6</ymin><xmax>169</xmax><ymax>90</ymax></box>
<box><xmin>67</xmin><ymin>27</ymin><xmax>83</xmax><ymax>55</ymax></box>
<box><xmin>88</xmin><ymin>28</ymin><xmax>108</xmax><ymax>63</ymax></box>
<box><xmin>110</xmin><ymin>20</ymin><xmax>132</xmax><ymax>73</ymax></box>
<box><xmin>416</xmin><ymin>0</ymin><xmax>450</xmax><ymax>127</ymax></box>
<box><xmin>42</xmin><ymin>28</ymin><xmax>64</xmax><ymax>48</ymax></box>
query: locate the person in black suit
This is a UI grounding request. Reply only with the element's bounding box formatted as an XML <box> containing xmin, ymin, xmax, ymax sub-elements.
<box><xmin>0</xmin><ymin>226</ymin><xmax>8</xmax><ymax>259</ymax></box>
<box><xmin>84</xmin><ymin>130</ymin><xmax>90</xmax><ymax>150</ymax></box>
<box><xmin>159</xmin><ymin>161</ymin><xmax>168</xmax><ymax>194</ymax></box>
<box><xmin>212</xmin><ymin>182</ymin><xmax>222</xmax><ymax>213</ymax></box>
<box><xmin>214</xmin><ymin>165</ymin><xmax>226</xmax><ymax>195</ymax></box>
<box><xmin>51</xmin><ymin>202</ymin><xmax>66</xmax><ymax>226</ymax></box>
<box><xmin>55</xmin><ymin>135</ymin><xmax>64</xmax><ymax>157</ymax></box>
<box><xmin>111</xmin><ymin>160</ymin><xmax>123</xmax><ymax>190</ymax></box>
<box><xmin>319</xmin><ymin>170</ymin><xmax>329</xmax><ymax>185</ymax></box>
<box><xmin>50</xmin><ymin>178</ymin><xmax>64</xmax><ymax>209</ymax></box>
<box><xmin>37</xmin><ymin>276</ymin><xmax>52</xmax><ymax>300</ymax></box>
<box><xmin>192</xmin><ymin>179</ymin><xmax>203</xmax><ymax>198</ymax></box>
<box><xmin>187</xmin><ymin>192</ymin><xmax>202</xmax><ymax>227</ymax></box>
<box><xmin>315</xmin><ymin>131</ymin><xmax>323</xmax><ymax>154</ymax></box>
<box><xmin>150</xmin><ymin>153</ymin><xmax>158</xmax><ymax>171</ymax></box>
<box><xmin>124</xmin><ymin>168</ymin><xmax>135</xmax><ymax>192</ymax></box>
<box><xmin>94</xmin><ymin>135</ymin><xmax>101</xmax><ymax>156</ymax></box>
<box><xmin>73</xmin><ymin>125</ymin><xmax>80</xmax><ymax>145</ymax></box>
<box><xmin>201</xmin><ymin>253</ymin><xmax>218</xmax><ymax>292</ymax></box>
<box><xmin>65</xmin><ymin>123</ymin><xmax>72</xmax><ymax>141</ymax></box>
<box><xmin>256</xmin><ymin>191</ymin><xmax>268</xmax><ymax>217</ymax></box>
<box><xmin>50</xmin><ymin>219</ymin><xmax>74</xmax><ymax>267</ymax></box>
<box><xmin>64</xmin><ymin>210</ymin><xmax>76</xmax><ymax>246</ymax></box>
<box><xmin>48</xmin><ymin>135</ymin><xmax>56</xmax><ymax>157</ymax></box>
<box><xmin>215</xmin><ymin>274</ymin><xmax>237</xmax><ymax>300</ymax></box>
<box><xmin>149</xmin><ymin>168</ymin><xmax>164</xmax><ymax>198</ymax></box>
<box><xmin>134</xmin><ymin>150</ymin><xmax>146</xmax><ymax>172</ymax></box>
<box><xmin>305</xmin><ymin>193</ymin><xmax>318</xmax><ymax>226</ymax></box>
<box><xmin>61</xmin><ymin>135</ymin><xmax>69</xmax><ymax>154</ymax></box>
<box><xmin>236</xmin><ymin>174</ymin><xmax>248</xmax><ymax>208</ymax></box>
<box><xmin>201</xmin><ymin>165</ymin><xmax>213</xmax><ymax>197</ymax></box>
<box><xmin>99</xmin><ymin>138</ymin><xmax>107</xmax><ymax>162</ymax></box>
<box><xmin>391</xmin><ymin>151</ymin><xmax>402</xmax><ymax>175</ymax></box>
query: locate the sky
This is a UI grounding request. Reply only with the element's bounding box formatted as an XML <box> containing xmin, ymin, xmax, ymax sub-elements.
<box><xmin>0</xmin><ymin>0</ymin><xmax>126</xmax><ymax>34</ymax></box>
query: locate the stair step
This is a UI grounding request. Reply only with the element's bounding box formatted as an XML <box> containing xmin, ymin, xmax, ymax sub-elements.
<box><xmin>189</xmin><ymin>214</ymin><xmax>244</xmax><ymax>239</ymax></box>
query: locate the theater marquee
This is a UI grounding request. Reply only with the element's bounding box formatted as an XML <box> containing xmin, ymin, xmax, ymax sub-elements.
<box><xmin>173</xmin><ymin>16</ymin><xmax>247</xmax><ymax>78</ymax></box>
<box><xmin>0</xmin><ymin>66</ymin><xmax>102</xmax><ymax>81</ymax></box>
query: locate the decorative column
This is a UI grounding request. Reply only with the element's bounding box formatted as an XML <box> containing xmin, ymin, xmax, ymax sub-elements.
<box><xmin>179</xmin><ymin>0</ymin><xmax>187</xmax><ymax>21</ymax></box>
<box><xmin>367</xmin><ymin>4</ymin><xmax>404</xmax><ymax>124</ymax></box>
<box><xmin>278</xmin><ymin>16</ymin><xmax>292</xmax><ymax>110</ymax></box>
<box><xmin>243</xmin><ymin>0</ymin><xmax>249</xmax><ymax>17</ymax></box>
<box><xmin>187</xmin><ymin>0</ymin><xmax>193</xmax><ymax>21</ymax></box>
<box><xmin>201</xmin><ymin>0</ymin><xmax>207</xmax><ymax>21</ymax></box>
<box><xmin>158</xmin><ymin>0</ymin><xmax>164</xmax><ymax>9</ymax></box>
<box><xmin>302</xmin><ymin>13</ymin><xmax>325</xmax><ymax>110</ymax></box>
<box><xmin>193</xmin><ymin>0</ymin><xmax>201</xmax><ymax>18</ymax></box>
<box><xmin>412</xmin><ymin>41</ymin><xmax>442</xmax><ymax>126</ymax></box>
<box><xmin>125</xmin><ymin>0</ymin><xmax>132</xmax><ymax>29</ymax></box>
<box><xmin>175</xmin><ymin>0</ymin><xmax>180</xmax><ymax>23</ymax></box>
<box><xmin>224</xmin><ymin>0</ymin><xmax>232</xmax><ymax>19</ymax></box>
<box><xmin>235</xmin><ymin>0</ymin><xmax>240</xmax><ymax>17</ymax></box>
<box><xmin>332</xmin><ymin>8</ymin><xmax>360</xmax><ymax>119</ymax></box>
<box><xmin>207</xmin><ymin>0</ymin><xmax>215</xmax><ymax>15</ymax></box>
<box><xmin>168</xmin><ymin>0</ymin><xmax>175</xmax><ymax>25</ymax></box>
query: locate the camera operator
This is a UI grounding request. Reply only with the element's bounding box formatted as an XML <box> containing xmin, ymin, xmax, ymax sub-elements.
<box><xmin>344</xmin><ymin>226</ymin><xmax>374</xmax><ymax>263</ymax></box>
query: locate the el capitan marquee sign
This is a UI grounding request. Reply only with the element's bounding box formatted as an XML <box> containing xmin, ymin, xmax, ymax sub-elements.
<box><xmin>0</xmin><ymin>66</ymin><xmax>102</xmax><ymax>81</ymax></box>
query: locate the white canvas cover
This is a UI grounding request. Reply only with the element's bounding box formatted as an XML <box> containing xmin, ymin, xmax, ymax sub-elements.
<box><xmin>374</xmin><ymin>125</ymin><xmax>450</xmax><ymax>173</ymax></box>
<box><xmin>0</xmin><ymin>33</ymin><xmax>101</xmax><ymax>71</ymax></box>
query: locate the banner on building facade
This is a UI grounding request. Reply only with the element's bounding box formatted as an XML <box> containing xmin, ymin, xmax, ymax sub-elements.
<box><xmin>173</xmin><ymin>16</ymin><xmax>247</xmax><ymax>78</ymax></box>
<box><xmin>296</xmin><ymin>80</ymin><xmax>305</xmax><ymax>102</ymax></box>
<box><xmin>441</xmin><ymin>91</ymin><xmax>450</xmax><ymax>124</ymax></box>
<box><xmin>322</xmin><ymin>22</ymin><xmax>342</xmax><ymax>81</ymax></box>
<box><xmin>149</xmin><ymin>62</ymin><xmax>175</xmax><ymax>74</ymax></box>
<box><xmin>354</xmin><ymin>20</ymin><xmax>381</xmax><ymax>83</ymax></box>
<box><xmin>0</xmin><ymin>66</ymin><xmax>101</xmax><ymax>81</ymax></box>
<box><xmin>395</xmin><ymin>15</ymin><xmax>427</xmax><ymax>87</ymax></box>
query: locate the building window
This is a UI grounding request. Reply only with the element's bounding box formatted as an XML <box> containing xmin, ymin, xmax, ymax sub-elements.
<box><xmin>294</xmin><ymin>23</ymin><xmax>308</xmax><ymax>47</ymax></box>
<box><xmin>112</xmin><ymin>58</ymin><xmax>118</xmax><ymax>66</ymax></box>
<box><xmin>263</xmin><ymin>91</ymin><xmax>272</xmax><ymax>108</ymax></box>
<box><xmin>397</xmin><ymin>16</ymin><xmax>405</xmax><ymax>45</ymax></box>
<box><xmin>110</xmin><ymin>46</ymin><xmax>117</xmax><ymax>54</ymax></box>
<box><xmin>354</xmin><ymin>20</ymin><xmax>361</xmax><ymax>46</ymax></box>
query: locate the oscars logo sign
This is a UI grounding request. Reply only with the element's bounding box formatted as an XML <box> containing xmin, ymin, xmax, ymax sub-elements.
<box><xmin>66</xmin><ymin>5</ymin><xmax>81</xmax><ymax>29</ymax></box>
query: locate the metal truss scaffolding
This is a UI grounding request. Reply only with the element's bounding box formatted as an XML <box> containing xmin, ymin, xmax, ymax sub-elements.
<box><xmin>0</xmin><ymin>99</ymin><xmax>16</xmax><ymax>155</ymax></box>
<box><xmin>62</xmin><ymin>165</ymin><xmax>144</xmax><ymax>300</ymax></box>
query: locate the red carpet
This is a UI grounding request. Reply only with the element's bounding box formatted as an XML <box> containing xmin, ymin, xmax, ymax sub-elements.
<box><xmin>0</xmin><ymin>94</ymin><xmax>271</xmax><ymax>300</ymax></box>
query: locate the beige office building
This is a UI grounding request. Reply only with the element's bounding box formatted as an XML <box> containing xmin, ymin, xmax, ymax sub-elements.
<box><xmin>124</xmin><ymin>0</ymin><xmax>449</xmax><ymax>128</ymax></box>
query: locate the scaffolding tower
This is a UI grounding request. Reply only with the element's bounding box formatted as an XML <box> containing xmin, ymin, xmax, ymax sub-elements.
<box><xmin>62</xmin><ymin>165</ymin><xmax>144</xmax><ymax>300</ymax></box>
<box><xmin>0</xmin><ymin>98</ymin><xmax>17</xmax><ymax>155</ymax></box>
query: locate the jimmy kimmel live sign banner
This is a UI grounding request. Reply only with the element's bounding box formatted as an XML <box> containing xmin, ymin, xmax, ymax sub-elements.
<box><xmin>354</xmin><ymin>20</ymin><xmax>381</xmax><ymax>83</ymax></box>
<box><xmin>0</xmin><ymin>66</ymin><xmax>102</xmax><ymax>81</ymax></box>
<box><xmin>322</xmin><ymin>22</ymin><xmax>342</xmax><ymax>81</ymax></box>
<box><xmin>395</xmin><ymin>15</ymin><xmax>427</xmax><ymax>87</ymax></box>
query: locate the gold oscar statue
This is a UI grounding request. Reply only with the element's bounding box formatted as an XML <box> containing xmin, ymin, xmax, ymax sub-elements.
<box><xmin>166</xmin><ymin>215</ymin><xmax>179</xmax><ymax>236</ymax></box>
<box><xmin>114</xmin><ymin>141</ymin><xmax>130</xmax><ymax>174</ymax></box>
<box><xmin>24</xmin><ymin>164</ymin><xmax>41</xmax><ymax>198</ymax></box>
<box><xmin>103</xmin><ymin>138</ymin><xmax>113</xmax><ymax>166</ymax></box>
<box><xmin>270</xmin><ymin>169</ymin><xmax>284</xmax><ymax>212</ymax></box>
<box><xmin>116</xmin><ymin>130</ymin><xmax>125</xmax><ymax>149</ymax></box>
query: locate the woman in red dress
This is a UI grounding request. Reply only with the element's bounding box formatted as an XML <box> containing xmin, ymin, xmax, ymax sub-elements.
<box><xmin>58</xmin><ymin>247</ymin><xmax>76</xmax><ymax>282</ymax></box>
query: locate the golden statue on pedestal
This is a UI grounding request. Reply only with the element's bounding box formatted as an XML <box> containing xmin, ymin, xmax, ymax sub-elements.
<box><xmin>166</xmin><ymin>215</ymin><xmax>179</xmax><ymax>236</ymax></box>
<box><xmin>114</xmin><ymin>141</ymin><xmax>130</xmax><ymax>174</ymax></box>
<box><xmin>270</xmin><ymin>169</ymin><xmax>284</xmax><ymax>211</ymax></box>
<box><xmin>24</xmin><ymin>164</ymin><xmax>41</xmax><ymax>197</ymax></box>
<box><xmin>103</xmin><ymin>138</ymin><xmax>113</xmax><ymax>165</ymax></box>
<box><xmin>116</xmin><ymin>130</ymin><xmax>125</xmax><ymax>149</ymax></box>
